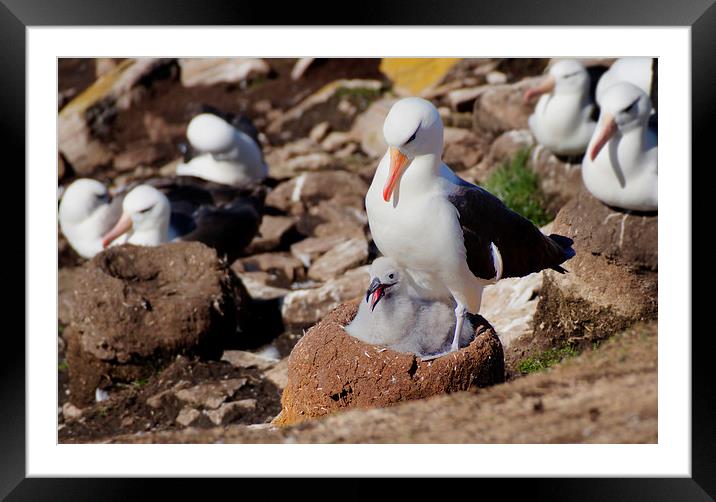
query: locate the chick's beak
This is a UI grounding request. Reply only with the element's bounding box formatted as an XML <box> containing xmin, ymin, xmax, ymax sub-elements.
<box><xmin>102</xmin><ymin>212</ymin><xmax>132</xmax><ymax>249</ymax></box>
<box><xmin>365</xmin><ymin>277</ymin><xmax>386</xmax><ymax>311</ymax></box>
<box><xmin>383</xmin><ymin>147</ymin><xmax>410</xmax><ymax>202</ymax></box>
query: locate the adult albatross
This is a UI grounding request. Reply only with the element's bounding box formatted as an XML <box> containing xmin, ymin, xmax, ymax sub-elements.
<box><xmin>176</xmin><ymin>105</ymin><xmax>268</xmax><ymax>187</ymax></box>
<box><xmin>101</xmin><ymin>182</ymin><xmax>263</xmax><ymax>263</ymax></box>
<box><xmin>365</xmin><ymin>97</ymin><xmax>575</xmax><ymax>357</ymax></box>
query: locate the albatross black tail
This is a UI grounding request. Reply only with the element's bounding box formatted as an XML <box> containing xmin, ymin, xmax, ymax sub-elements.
<box><xmin>548</xmin><ymin>234</ymin><xmax>575</xmax><ymax>273</ymax></box>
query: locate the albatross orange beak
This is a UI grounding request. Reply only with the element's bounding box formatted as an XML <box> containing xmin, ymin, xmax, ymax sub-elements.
<box><xmin>102</xmin><ymin>213</ymin><xmax>133</xmax><ymax>248</ymax></box>
<box><xmin>523</xmin><ymin>75</ymin><xmax>555</xmax><ymax>104</ymax></box>
<box><xmin>589</xmin><ymin>114</ymin><xmax>617</xmax><ymax>161</ymax></box>
<box><xmin>383</xmin><ymin>147</ymin><xmax>410</xmax><ymax>202</ymax></box>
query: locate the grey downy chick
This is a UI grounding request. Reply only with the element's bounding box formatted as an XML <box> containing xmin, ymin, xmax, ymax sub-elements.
<box><xmin>345</xmin><ymin>257</ymin><xmax>475</xmax><ymax>359</ymax></box>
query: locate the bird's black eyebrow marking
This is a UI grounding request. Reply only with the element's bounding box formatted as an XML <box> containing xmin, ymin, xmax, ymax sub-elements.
<box><xmin>624</xmin><ymin>98</ymin><xmax>640</xmax><ymax>112</ymax></box>
<box><xmin>404</xmin><ymin>123</ymin><xmax>420</xmax><ymax>145</ymax></box>
<box><xmin>138</xmin><ymin>205</ymin><xmax>153</xmax><ymax>214</ymax></box>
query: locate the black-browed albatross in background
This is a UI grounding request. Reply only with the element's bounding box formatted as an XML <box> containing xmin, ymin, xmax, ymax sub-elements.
<box><xmin>523</xmin><ymin>59</ymin><xmax>603</xmax><ymax>157</ymax></box>
<box><xmin>59</xmin><ymin>178</ymin><xmax>126</xmax><ymax>258</ymax></box>
<box><xmin>102</xmin><ymin>181</ymin><xmax>264</xmax><ymax>263</ymax></box>
<box><xmin>365</xmin><ymin>97</ymin><xmax>575</xmax><ymax>357</ymax></box>
<box><xmin>177</xmin><ymin>104</ymin><xmax>268</xmax><ymax>187</ymax></box>
<box><xmin>595</xmin><ymin>57</ymin><xmax>657</xmax><ymax>113</ymax></box>
<box><xmin>582</xmin><ymin>82</ymin><xmax>657</xmax><ymax>212</ymax></box>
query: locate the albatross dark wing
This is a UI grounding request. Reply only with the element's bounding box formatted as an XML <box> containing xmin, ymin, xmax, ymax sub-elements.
<box><xmin>181</xmin><ymin>199</ymin><xmax>262</xmax><ymax>263</ymax></box>
<box><xmin>448</xmin><ymin>183</ymin><xmax>574</xmax><ymax>280</ymax></box>
<box><xmin>147</xmin><ymin>176</ymin><xmax>266</xmax><ymax>262</ymax></box>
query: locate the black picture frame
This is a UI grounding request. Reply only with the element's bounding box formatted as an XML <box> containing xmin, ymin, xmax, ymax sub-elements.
<box><xmin>3</xmin><ymin>0</ymin><xmax>710</xmax><ymax>499</ymax></box>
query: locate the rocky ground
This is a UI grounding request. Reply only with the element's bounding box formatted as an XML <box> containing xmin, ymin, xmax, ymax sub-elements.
<box><xmin>57</xmin><ymin>57</ymin><xmax>657</xmax><ymax>443</ymax></box>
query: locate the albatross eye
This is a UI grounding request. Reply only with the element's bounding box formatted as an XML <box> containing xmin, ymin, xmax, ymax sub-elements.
<box><xmin>404</xmin><ymin>126</ymin><xmax>419</xmax><ymax>145</ymax></box>
<box><xmin>624</xmin><ymin>99</ymin><xmax>639</xmax><ymax>114</ymax></box>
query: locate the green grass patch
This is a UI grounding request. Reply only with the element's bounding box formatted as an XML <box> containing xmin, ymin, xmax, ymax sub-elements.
<box><xmin>483</xmin><ymin>148</ymin><xmax>551</xmax><ymax>227</ymax></box>
<box><xmin>517</xmin><ymin>345</ymin><xmax>579</xmax><ymax>375</ymax></box>
<box><xmin>130</xmin><ymin>378</ymin><xmax>149</xmax><ymax>389</ymax></box>
<box><xmin>58</xmin><ymin>360</ymin><xmax>68</xmax><ymax>372</ymax></box>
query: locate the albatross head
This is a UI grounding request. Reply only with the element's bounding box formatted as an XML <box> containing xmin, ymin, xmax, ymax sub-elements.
<box><xmin>381</xmin><ymin>97</ymin><xmax>444</xmax><ymax>202</ymax></box>
<box><xmin>186</xmin><ymin>113</ymin><xmax>237</xmax><ymax>154</ymax></box>
<box><xmin>524</xmin><ymin>59</ymin><xmax>588</xmax><ymax>103</ymax></box>
<box><xmin>101</xmin><ymin>184</ymin><xmax>170</xmax><ymax>248</ymax></box>
<box><xmin>59</xmin><ymin>178</ymin><xmax>110</xmax><ymax>225</ymax></box>
<box><xmin>365</xmin><ymin>257</ymin><xmax>403</xmax><ymax>311</ymax></box>
<box><xmin>589</xmin><ymin>82</ymin><xmax>651</xmax><ymax>161</ymax></box>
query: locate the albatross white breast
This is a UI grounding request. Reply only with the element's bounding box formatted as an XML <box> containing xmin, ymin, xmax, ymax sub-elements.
<box><xmin>365</xmin><ymin>97</ymin><xmax>575</xmax><ymax>357</ymax></box>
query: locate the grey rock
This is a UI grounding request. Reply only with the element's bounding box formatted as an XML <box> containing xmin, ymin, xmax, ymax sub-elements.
<box><xmin>174</xmin><ymin>378</ymin><xmax>248</xmax><ymax>409</ymax></box>
<box><xmin>307</xmin><ymin>238</ymin><xmax>369</xmax><ymax>282</ymax></box>
<box><xmin>290</xmin><ymin>235</ymin><xmax>349</xmax><ymax>268</ymax></box>
<box><xmin>176</xmin><ymin>407</ymin><xmax>202</xmax><ymax>427</ymax></box>
<box><xmin>281</xmin><ymin>266</ymin><xmax>370</xmax><ymax>328</ymax></box>
<box><xmin>221</xmin><ymin>350</ymin><xmax>276</xmax><ymax>371</ymax></box>
<box><xmin>205</xmin><ymin>399</ymin><xmax>257</xmax><ymax>426</ymax></box>
<box><xmin>179</xmin><ymin>58</ymin><xmax>270</xmax><ymax>87</ymax></box>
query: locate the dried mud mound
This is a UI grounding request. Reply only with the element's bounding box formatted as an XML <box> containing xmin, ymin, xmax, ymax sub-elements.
<box><xmin>519</xmin><ymin>190</ymin><xmax>658</xmax><ymax>362</ymax></box>
<box><xmin>64</xmin><ymin>241</ymin><xmax>248</xmax><ymax>405</ymax></box>
<box><xmin>275</xmin><ymin>302</ymin><xmax>504</xmax><ymax>426</ymax></box>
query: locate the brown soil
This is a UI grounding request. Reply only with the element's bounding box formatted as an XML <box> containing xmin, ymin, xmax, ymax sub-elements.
<box><xmin>106</xmin><ymin>321</ymin><xmax>657</xmax><ymax>444</ymax></box>
<box><xmin>59</xmin><ymin>355</ymin><xmax>282</xmax><ymax>443</ymax></box>
<box><xmin>109</xmin><ymin>59</ymin><xmax>382</xmax><ymax>173</ymax></box>
<box><xmin>63</xmin><ymin>242</ymin><xmax>247</xmax><ymax>406</ymax></box>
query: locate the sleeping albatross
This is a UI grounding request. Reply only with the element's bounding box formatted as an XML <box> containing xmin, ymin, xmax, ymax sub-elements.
<box><xmin>176</xmin><ymin>105</ymin><xmax>268</xmax><ymax>187</ymax></box>
<box><xmin>101</xmin><ymin>182</ymin><xmax>263</xmax><ymax>262</ymax></box>
<box><xmin>365</xmin><ymin>97</ymin><xmax>575</xmax><ymax>357</ymax></box>
<box><xmin>59</xmin><ymin>178</ymin><xmax>126</xmax><ymax>258</ymax></box>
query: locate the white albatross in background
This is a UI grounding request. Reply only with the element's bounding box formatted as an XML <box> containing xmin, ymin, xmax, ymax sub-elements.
<box><xmin>176</xmin><ymin>106</ymin><xmax>268</xmax><ymax>187</ymax></box>
<box><xmin>101</xmin><ymin>183</ymin><xmax>262</xmax><ymax>262</ymax></box>
<box><xmin>101</xmin><ymin>184</ymin><xmax>172</xmax><ymax>248</ymax></box>
<box><xmin>582</xmin><ymin>82</ymin><xmax>657</xmax><ymax>212</ymax></box>
<box><xmin>345</xmin><ymin>257</ymin><xmax>474</xmax><ymax>358</ymax></box>
<box><xmin>365</xmin><ymin>97</ymin><xmax>575</xmax><ymax>357</ymax></box>
<box><xmin>523</xmin><ymin>59</ymin><xmax>598</xmax><ymax>156</ymax></box>
<box><xmin>596</xmin><ymin>57</ymin><xmax>656</xmax><ymax>106</ymax></box>
<box><xmin>59</xmin><ymin>178</ymin><xmax>126</xmax><ymax>258</ymax></box>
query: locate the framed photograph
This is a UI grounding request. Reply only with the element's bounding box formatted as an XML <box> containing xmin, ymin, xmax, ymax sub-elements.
<box><xmin>5</xmin><ymin>0</ymin><xmax>710</xmax><ymax>498</ymax></box>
